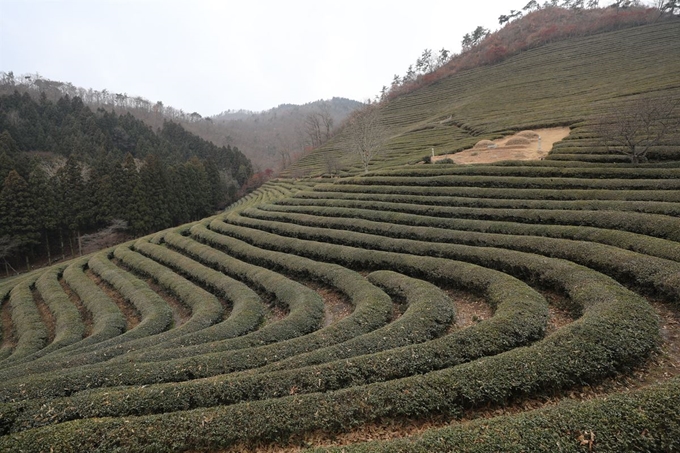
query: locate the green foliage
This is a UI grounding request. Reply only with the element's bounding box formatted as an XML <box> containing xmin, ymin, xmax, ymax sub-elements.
<box><xmin>0</xmin><ymin>91</ymin><xmax>255</xmax><ymax>263</ymax></box>
<box><xmin>0</xmin><ymin>170</ymin><xmax>39</xmax><ymax>251</ymax></box>
<box><xmin>313</xmin><ymin>378</ymin><xmax>680</xmax><ymax>452</ymax></box>
<box><xmin>285</xmin><ymin>21</ymin><xmax>680</xmax><ymax>177</ymax></box>
<box><xmin>0</xmin><ymin>19</ymin><xmax>678</xmax><ymax>453</ymax></box>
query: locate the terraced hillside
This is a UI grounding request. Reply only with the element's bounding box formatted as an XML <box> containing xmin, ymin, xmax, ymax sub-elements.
<box><xmin>1</xmin><ymin>19</ymin><xmax>680</xmax><ymax>453</ymax></box>
<box><xmin>283</xmin><ymin>21</ymin><xmax>680</xmax><ymax>176</ymax></box>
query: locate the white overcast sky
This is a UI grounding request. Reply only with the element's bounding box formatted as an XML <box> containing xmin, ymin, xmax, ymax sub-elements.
<box><xmin>0</xmin><ymin>0</ymin><xmax>626</xmax><ymax>116</ymax></box>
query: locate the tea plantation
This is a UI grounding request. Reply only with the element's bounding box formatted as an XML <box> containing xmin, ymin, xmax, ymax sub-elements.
<box><xmin>1</xmin><ymin>20</ymin><xmax>679</xmax><ymax>453</ymax></box>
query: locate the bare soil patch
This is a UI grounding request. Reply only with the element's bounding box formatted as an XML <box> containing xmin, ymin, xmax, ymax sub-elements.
<box><xmin>432</xmin><ymin>127</ymin><xmax>571</xmax><ymax>165</ymax></box>
<box><xmin>303</xmin><ymin>280</ymin><xmax>353</xmax><ymax>328</ymax></box>
<box><xmin>33</xmin><ymin>286</ymin><xmax>56</xmax><ymax>344</ymax></box>
<box><xmin>59</xmin><ymin>277</ymin><xmax>93</xmax><ymax>338</ymax></box>
<box><xmin>145</xmin><ymin>278</ymin><xmax>192</xmax><ymax>328</ymax></box>
<box><xmin>540</xmin><ymin>289</ymin><xmax>577</xmax><ymax>337</ymax></box>
<box><xmin>444</xmin><ymin>287</ymin><xmax>492</xmax><ymax>333</ymax></box>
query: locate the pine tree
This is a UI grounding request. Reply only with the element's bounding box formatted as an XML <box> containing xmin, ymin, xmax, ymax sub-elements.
<box><xmin>29</xmin><ymin>166</ymin><xmax>59</xmax><ymax>264</ymax></box>
<box><xmin>0</xmin><ymin>170</ymin><xmax>39</xmax><ymax>269</ymax></box>
<box><xmin>56</xmin><ymin>154</ymin><xmax>91</xmax><ymax>256</ymax></box>
<box><xmin>139</xmin><ymin>154</ymin><xmax>171</xmax><ymax>231</ymax></box>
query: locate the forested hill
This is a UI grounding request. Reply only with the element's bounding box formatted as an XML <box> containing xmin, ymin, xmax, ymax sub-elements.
<box><xmin>0</xmin><ymin>91</ymin><xmax>253</xmax><ymax>272</ymax></box>
<box><xmin>0</xmin><ymin>75</ymin><xmax>362</xmax><ymax>173</ymax></box>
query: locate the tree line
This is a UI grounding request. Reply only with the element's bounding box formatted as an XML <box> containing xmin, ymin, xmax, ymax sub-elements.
<box><xmin>0</xmin><ymin>91</ymin><xmax>253</xmax><ymax>274</ymax></box>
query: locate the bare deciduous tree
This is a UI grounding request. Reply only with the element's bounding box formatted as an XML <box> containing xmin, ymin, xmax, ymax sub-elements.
<box><xmin>593</xmin><ymin>97</ymin><xmax>680</xmax><ymax>164</ymax></box>
<box><xmin>322</xmin><ymin>153</ymin><xmax>340</xmax><ymax>177</ymax></box>
<box><xmin>304</xmin><ymin>113</ymin><xmax>323</xmax><ymax>148</ymax></box>
<box><xmin>347</xmin><ymin>105</ymin><xmax>388</xmax><ymax>173</ymax></box>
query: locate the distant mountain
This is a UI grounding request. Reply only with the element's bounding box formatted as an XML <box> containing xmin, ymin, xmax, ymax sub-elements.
<box><xmin>206</xmin><ymin>97</ymin><xmax>363</xmax><ymax>171</ymax></box>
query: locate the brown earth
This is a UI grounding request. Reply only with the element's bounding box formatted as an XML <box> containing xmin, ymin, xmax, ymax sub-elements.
<box><xmin>431</xmin><ymin>127</ymin><xmax>571</xmax><ymax>164</ymax></box>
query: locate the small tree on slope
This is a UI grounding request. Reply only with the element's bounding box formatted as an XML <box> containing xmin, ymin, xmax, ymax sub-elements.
<box><xmin>593</xmin><ymin>97</ymin><xmax>680</xmax><ymax>164</ymax></box>
<box><xmin>347</xmin><ymin>105</ymin><xmax>389</xmax><ymax>174</ymax></box>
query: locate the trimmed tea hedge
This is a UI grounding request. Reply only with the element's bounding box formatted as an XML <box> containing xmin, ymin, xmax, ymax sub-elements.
<box><xmin>0</xmin><ymin>270</ymin><xmax>657</xmax><ymax>451</ymax></box>
<box><xmin>254</xmin><ymin>203</ymin><xmax>680</xmax><ymax>262</ymax></box>
<box><xmin>130</xmin><ymin>239</ymin><xmax>264</xmax><ymax>350</ymax></box>
<box><xmin>234</xmin><ymin>208</ymin><xmax>680</xmax><ymax>304</ymax></box>
<box><xmin>2</xmin><ymin>275</ymin><xmax>46</xmax><ymax>364</ymax></box>
<box><xmin>311</xmin><ymin>377</ymin><xmax>680</xmax><ymax>453</ymax></box>
<box><xmin>270</xmin><ymin>197</ymin><xmax>680</xmax><ymax>241</ymax></box>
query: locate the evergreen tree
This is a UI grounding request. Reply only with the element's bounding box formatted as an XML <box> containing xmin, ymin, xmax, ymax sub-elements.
<box><xmin>118</xmin><ymin>153</ymin><xmax>153</xmax><ymax>235</ymax></box>
<box><xmin>88</xmin><ymin>156</ymin><xmax>118</xmax><ymax>225</ymax></box>
<box><xmin>29</xmin><ymin>166</ymin><xmax>59</xmax><ymax>264</ymax></box>
<box><xmin>204</xmin><ymin>158</ymin><xmax>227</xmax><ymax>209</ymax></box>
<box><xmin>139</xmin><ymin>154</ymin><xmax>171</xmax><ymax>231</ymax></box>
<box><xmin>56</xmin><ymin>154</ymin><xmax>91</xmax><ymax>255</ymax></box>
<box><xmin>0</xmin><ymin>130</ymin><xmax>18</xmax><ymax>156</ymax></box>
<box><xmin>168</xmin><ymin>165</ymin><xmax>190</xmax><ymax>225</ymax></box>
<box><xmin>0</xmin><ymin>170</ymin><xmax>39</xmax><ymax>268</ymax></box>
<box><xmin>0</xmin><ymin>151</ymin><xmax>14</xmax><ymax>183</ymax></box>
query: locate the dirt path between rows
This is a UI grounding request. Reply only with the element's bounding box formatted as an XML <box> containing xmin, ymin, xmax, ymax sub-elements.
<box><xmin>432</xmin><ymin>127</ymin><xmax>571</xmax><ymax>164</ymax></box>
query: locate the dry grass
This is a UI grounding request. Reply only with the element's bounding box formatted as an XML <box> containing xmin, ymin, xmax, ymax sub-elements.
<box><xmin>505</xmin><ymin>136</ymin><xmax>532</xmax><ymax>146</ymax></box>
<box><xmin>473</xmin><ymin>139</ymin><xmax>495</xmax><ymax>149</ymax></box>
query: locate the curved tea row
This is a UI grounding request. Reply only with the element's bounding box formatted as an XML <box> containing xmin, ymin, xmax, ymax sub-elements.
<box><xmin>0</xmin><ymin>160</ymin><xmax>678</xmax><ymax>452</ymax></box>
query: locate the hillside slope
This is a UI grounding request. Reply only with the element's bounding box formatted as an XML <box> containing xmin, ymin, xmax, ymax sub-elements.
<box><xmin>1</xmin><ymin>17</ymin><xmax>679</xmax><ymax>453</ymax></box>
<box><xmin>285</xmin><ymin>21</ymin><xmax>680</xmax><ymax>177</ymax></box>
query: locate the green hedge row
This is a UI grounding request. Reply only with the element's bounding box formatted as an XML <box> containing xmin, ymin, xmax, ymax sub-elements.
<box><xmin>2</xmin><ymin>275</ymin><xmax>46</xmax><ymax>364</ymax></box>
<box><xmin>119</xmin><ymin>230</ymin><xmax>324</xmax><ymax>364</ymax></box>
<box><xmin>256</xmin><ymin>203</ymin><xmax>680</xmax><ymax>262</ymax></box>
<box><xmin>0</xmin><ymin>253</ymin><xmax>176</xmax><ymax>378</ymax></box>
<box><xmin>0</xmin><ymin>271</ymin><xmax>458</xmax><ymax>433</ymax></box>
<box><xmin>0</xmin><ymin>250</ymin><xmax>180</xmax><ymax>397</ymax></box>
<box><xmin>0</xmin><ymin>280</ymin><xmax>17</xmax><ymax>361</ymax></box>
<box><xmin>128</xmin><ymin>239</ymin><xmax>264</xmax><ymax>351</ymax></box>
<box><xmin>207</xmin><ymin>216</ymin><xmax>649</xmax><ymax>324</ymax></box>
<box><xmin>113</xmin><ymin>245</ymin><xmax>224</xmax><ymax>336</ymax></box>
<box><xmin>57</xmin><ymin>257</ymin><xmax>127</xmax><ymax>353</ymax></box>
<box><xmin>88</xmin><ymin>250</ymin><xmax>173</xmax><ymax>341</ymax></box>
<box><xmin>549</xmin><ymin>145</ymin><xmax>680</xmax><ymax>161</ymax></box>
<box><xmin>0</xmin><ymin>252</ymin><xmax>546</xmax><ymax>435</ymax></box>
<box><xmin>0</xmin><ymin>256</ymin><xmax>657</xmax><ymax>451</ymax></box>
<box><xmin>310</xmin><ymin>182</ymin><xmax>680</xmax><ymax>202</ymax></box>
<box><xmin>292</xmin><ymin>189</ymin><xmax>680</xmax><ymax>216</ymax></box>
<box><xmin>0</xmin><ymin>236</ymin><xmax>326</xmax><ymax>401</ymax></box>
<box><xmin>311</xmin><ymin>378</ymin><xmax>680</xmax><ymax>453</ymax></box>
<box><xmin>9</xmin><ymin>266</ymin><xmax>84</xmax><ymax>362</ymax></box>
<box><xmin>222</xmin><ymin>268</ymin><xmax>455</xmax><ymax>374</ymax></box>
<box><xmin>334</xmin><ymin>174</ymin><xmax>680</xmax><ymax>190</ymax></box>
<box><xmin>546</xmin><ymin>153</ymin><xmax>632</xmax><ymax>163</ymax></box>
<box><xmin>367</xmin><ymin>164</ymin><xmax>680</xmax><ymax>179</ymax></box>
<box><xmin>271</xmin><ymin>197</ymin><xmax>680</xmax><ymax>241</ymax></box>
<box><xmin>236</xmin><ymin>208</ymin><xmax>680</xmax><ymax>304</ymax></box>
